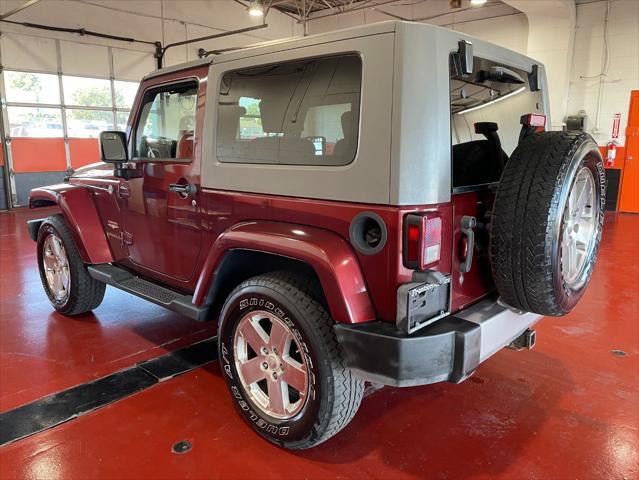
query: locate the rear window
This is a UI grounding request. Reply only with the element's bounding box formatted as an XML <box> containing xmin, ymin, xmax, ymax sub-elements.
<box><xmin>216</xmin><ymin>54</ymin><xmax>362</xmax><ymax>166</ymax></box>
<box><xmin>450</xmin><ymin>56</ymin><xmax>544</xmax><ymax>188</ymax></box>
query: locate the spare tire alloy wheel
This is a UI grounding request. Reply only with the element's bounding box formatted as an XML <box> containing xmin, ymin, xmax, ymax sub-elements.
<box><xmin>218</xmin><ymin>272</ymin><xmax>364</xmax><ymax>449</ymax></box>
<box><xmin>561</xmin><ymin>166</ymin><xmax>598</xmax><ymax>289</ymax></box>
<box><xmin>490</xmin><ymin>132</ymin><xmax>605</xmax><ymax>316</ymax></box>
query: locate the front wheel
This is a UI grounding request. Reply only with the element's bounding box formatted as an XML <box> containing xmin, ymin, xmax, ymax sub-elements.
<box><xmin>37</xmin><ymin>215</ymin><xmax>106</xmax><ymax>315</ymax></box>
<box><xmin>218</xmin><ymin>272</ymin><xmax>364</xmax><ymax>449</ymax></box>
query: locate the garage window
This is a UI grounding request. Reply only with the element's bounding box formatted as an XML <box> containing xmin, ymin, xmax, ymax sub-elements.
<box><xmin>3</xmin><ymin>70</ymin><xmax>139</xmax><ymax>139</ymax></box>
<box><xmin>217</xmin><ymin>54</ymin><xmax>362</xmax><ymax>166</ymax></box>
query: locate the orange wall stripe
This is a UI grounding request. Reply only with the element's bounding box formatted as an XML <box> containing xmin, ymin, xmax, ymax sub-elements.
<box><xmin>69</xmin><ymin>138</ymin><xmax>100</xmax><ymax>169</ymax></box>
<box><xmin>11</xmin><ymin>138</ymin><xmax>67</xmax><ymax>173</ymax></box>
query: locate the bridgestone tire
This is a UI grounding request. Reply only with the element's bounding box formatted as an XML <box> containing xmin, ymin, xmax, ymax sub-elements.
<box><xmin>218</xmin><ymin>272</ymin><xmax>364</xmax><ymax>449</ymax></box>
<box><xmin>490</xmin><ymin>132</ymin><xmax>605</xmax><ymax>316</ymax></box>
<box><xmin>37</xmin><ymin>215</ymin><xmax>106</xmax><ymax>315</ymax></box>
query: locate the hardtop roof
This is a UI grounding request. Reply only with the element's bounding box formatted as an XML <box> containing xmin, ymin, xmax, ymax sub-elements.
<box><xmin>144</xmin><ymin>20</ymin><xmax>541</xmax><ymax>82</ymax></box>
<box><xmin>144</xmin><ymin>20</ymin><xmax>400</xmax><ymax>80</ymax></box>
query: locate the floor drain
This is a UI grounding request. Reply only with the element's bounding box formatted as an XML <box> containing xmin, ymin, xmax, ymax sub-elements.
<box><xmin>172</xmin><ymin>440</ymin><xmax>192</xmax><ymax>454</ymax></box>
<box><xmin>610</xmin><ymin>349</ymin><xmax>627</xmax><ymax>357</ymax></box>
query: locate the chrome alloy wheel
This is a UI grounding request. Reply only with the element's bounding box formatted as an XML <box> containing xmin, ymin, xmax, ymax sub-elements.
<box><xmin>233</xmin><ymin>310</ymin><xmax>309</xmax><ymax>420</ymax></box>
<box><xmin>43</xmin><ymin>234</ymin><xmax>70</xmax><ymax>301</ymax></box>
<box><xmin>560</xmin><ymin>166</ymin><xmax>597</xmax><ymax>289</ymax></box>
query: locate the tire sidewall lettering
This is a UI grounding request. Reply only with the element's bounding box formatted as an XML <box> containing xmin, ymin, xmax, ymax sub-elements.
<box><xmin>219</xmin><ymin>290</ymin><xmax>320</xmax><ymax>442</ymax></box>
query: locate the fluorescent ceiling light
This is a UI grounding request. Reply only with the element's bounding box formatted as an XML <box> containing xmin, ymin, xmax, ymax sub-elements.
<box><xmin>248</xmin><ymin>0</ymin><xmax>264</xmax><ymax>16</ymax></box>
<box><xmin>456</xmin><ymin>86</ymin><xmax>526</xmax><ymax>115</ymax></box>
<box><xmin>470</xmin><ymin>0</ymin><xmax>488</xmax><ymax>5</ymax></box>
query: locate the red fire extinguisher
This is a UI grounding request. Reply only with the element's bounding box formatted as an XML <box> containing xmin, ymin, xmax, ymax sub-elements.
<box><xmin>605</xmin><ymin>141</ymin><xmax>617</xmax><ymax>167</ymax></box>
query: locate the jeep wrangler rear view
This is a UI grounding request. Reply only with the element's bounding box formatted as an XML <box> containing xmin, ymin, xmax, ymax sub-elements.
<box><xmin>28</xmin><ymin>22</ymin><xmax>605</xmax><ymax>449</ymax></box>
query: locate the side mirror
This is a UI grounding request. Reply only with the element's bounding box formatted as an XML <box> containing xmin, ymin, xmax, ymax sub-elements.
<box><xmin>99</xmin><ymin>131</ymin><xmax>128</xmax><ymax>163</ymax></box>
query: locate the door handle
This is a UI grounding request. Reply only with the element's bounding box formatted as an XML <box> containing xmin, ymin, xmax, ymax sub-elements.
<box><xmin>119</xmin><ymin>184</ymin><xmax>130</xmax><ymax>198</ymax></box>
<box><xmin>169</xmin><ymin>183</ymin><xmax>197</xmax><ymax>197</ymax></box>
<box><xmin>459</xmin><ymin>215</ymin><xmax>477</xmax><ymax>273</ymax></box>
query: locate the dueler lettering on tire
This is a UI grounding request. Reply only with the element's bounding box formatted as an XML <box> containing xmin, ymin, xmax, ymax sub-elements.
<box><xmin>218</xmin><ymin>272</ymin><xmax>363</xmax><ymax>449</ymax></box>
<box><xmin>490</xmin><ymin>131</ymin><xmax>605</xmax><ymax>316</ymax></box>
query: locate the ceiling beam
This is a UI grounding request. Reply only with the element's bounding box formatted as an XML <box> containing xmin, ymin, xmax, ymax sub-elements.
<box><xmin>0</xmin><ymin>0</ymin><xmax>43</xmax><ymax>20</ymax></box>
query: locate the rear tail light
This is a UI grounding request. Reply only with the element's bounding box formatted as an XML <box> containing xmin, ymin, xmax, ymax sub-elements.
<box><xmin>403</xmin><ymin>214</ymin><xmax>442</xmax><ymax>270</ymax></box>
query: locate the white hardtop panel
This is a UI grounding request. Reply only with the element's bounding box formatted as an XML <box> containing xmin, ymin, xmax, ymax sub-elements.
<box><xmin>201</xmin><ymin>31</ymin><xmax>395</xmax><ymax>204</ymax></box>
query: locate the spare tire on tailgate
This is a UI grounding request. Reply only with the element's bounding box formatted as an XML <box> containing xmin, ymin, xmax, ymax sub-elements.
<box><xmin>490</xmin><ymin>131</ymin><xmax>605</xmax><ymax>316</ymax></box>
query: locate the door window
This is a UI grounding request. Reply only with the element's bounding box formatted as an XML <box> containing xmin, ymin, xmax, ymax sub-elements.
<box><xmin>134</xmin><ymin>81</ymin><xmax>198</xmax><ymax>160</ymax></box>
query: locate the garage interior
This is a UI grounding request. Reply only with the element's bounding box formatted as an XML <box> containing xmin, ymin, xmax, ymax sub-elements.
<box><xmin>0</xmin><ymin>0</ymin><xmax>638</xmax><ymax>478</ymax></box>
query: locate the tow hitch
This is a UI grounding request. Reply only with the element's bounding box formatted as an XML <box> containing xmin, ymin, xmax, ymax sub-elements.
<box><xmin>508</xmin><ymin>328</ymin><xmax>536</xmax><ymax>351</ymax></box>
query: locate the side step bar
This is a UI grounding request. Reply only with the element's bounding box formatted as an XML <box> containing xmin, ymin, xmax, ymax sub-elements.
<box><xmin>87</xmin><ymin>264</ymin><xmax>208</xmax><ymax>321</ymax></box>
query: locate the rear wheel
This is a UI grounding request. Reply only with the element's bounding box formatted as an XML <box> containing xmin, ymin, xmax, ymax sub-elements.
<box><xmin>490</xmin><ymin>132</ymin><xmax>605</xmax><ymax>315</ymax></box>
<box><xmin>37</xmin><ymin>215</ymin><xmax>106</xmax><ymax>315</ymax></box>
<box><xmin>218</xmin><ymin>271</ymin><xmax>363</xmax><ymax>449</ymax></box>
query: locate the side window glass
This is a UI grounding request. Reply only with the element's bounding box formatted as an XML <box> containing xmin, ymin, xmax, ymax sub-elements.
<box><xmin>135</xmin><ymin>82</ymin><xmax>197</xmax><ymax>160</ymax></box>
<box><xmin>217</xmin><ymin>54</ymin><xmax>362</xmax><ymax>166</ymax></box>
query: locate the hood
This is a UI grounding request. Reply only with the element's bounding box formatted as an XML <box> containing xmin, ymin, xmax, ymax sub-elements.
<box><xmin>71</xmin><ymin>162</ymin><xmax>113</xmax><ymax>178</ymax></box>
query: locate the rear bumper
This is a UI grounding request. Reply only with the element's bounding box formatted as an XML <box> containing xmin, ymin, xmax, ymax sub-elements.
<box><xmin>334</xmin><ymin>294</ymin><xmax>542</xmax><ymax>387</ymax></box>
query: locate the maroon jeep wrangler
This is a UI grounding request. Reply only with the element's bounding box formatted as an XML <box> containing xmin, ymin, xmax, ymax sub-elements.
<box><xmin>28</xmin><ymin>22</ymin><xmax>605</xmax><ymax>449</ymax></box>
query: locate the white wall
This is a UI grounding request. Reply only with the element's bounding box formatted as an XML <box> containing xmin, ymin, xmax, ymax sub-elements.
<box><xmin>567</xmin><ymin>0</ymin><xmax>639</xmax><ymax>147</ymax></box>
<box><xmin>307</xmin><ymin>1</ymin><xmax>529</xmax><ymax>53</ymax></box>
<box><xmin>0</xmin><ymin>0</ymin><xmax>302</xmax><ymax>79</ymax></box>
<box><xmin>503</xmin><ymin>0</ymin><xmax>576</xmax><ymax>131</ymax></box>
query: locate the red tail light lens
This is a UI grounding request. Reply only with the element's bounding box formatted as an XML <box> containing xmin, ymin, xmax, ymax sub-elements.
<box><xmin>403</xmin><ymin>214</ymin><xmax>442</xmax><ymax>270</ymax></box>
<box><xmin>406</xmin><ymin>223</ymin><xmax>421</xmax><ymax>263</ymax></box>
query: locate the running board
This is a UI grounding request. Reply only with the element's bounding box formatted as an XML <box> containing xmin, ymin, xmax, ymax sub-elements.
<box><xmin>87</xmin><ymin>264</ymin><xmax>208</xmax><ymax>321</ymax></box>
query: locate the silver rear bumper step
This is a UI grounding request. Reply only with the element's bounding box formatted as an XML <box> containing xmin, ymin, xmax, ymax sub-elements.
<box><xmin>454</xmin><ymin>297</ymin><xmax>542</xmax><ymax>363</ymax></box>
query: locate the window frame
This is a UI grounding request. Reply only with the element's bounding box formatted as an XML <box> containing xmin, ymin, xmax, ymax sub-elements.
<box><xmin>215</xmin><ymin>53</ymin><xmax>363</xmax><ymax>167</ymax></box>
<box><xmin>130</xmin><ymin>78</ymin><xmax>199</xmax><ymax>164</ymax></box>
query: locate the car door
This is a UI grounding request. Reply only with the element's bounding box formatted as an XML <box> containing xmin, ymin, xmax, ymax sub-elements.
<box><xmin>118</xmin><ymin>72</ymin><xmax>206</xmax><ymax>285</ymax></box>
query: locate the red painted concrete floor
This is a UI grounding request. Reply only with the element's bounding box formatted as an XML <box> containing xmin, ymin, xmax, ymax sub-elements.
<box><xmin>0</xmin><ymin>207</ymin><xmax>637</xmax><ymax>479</ymax></box>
